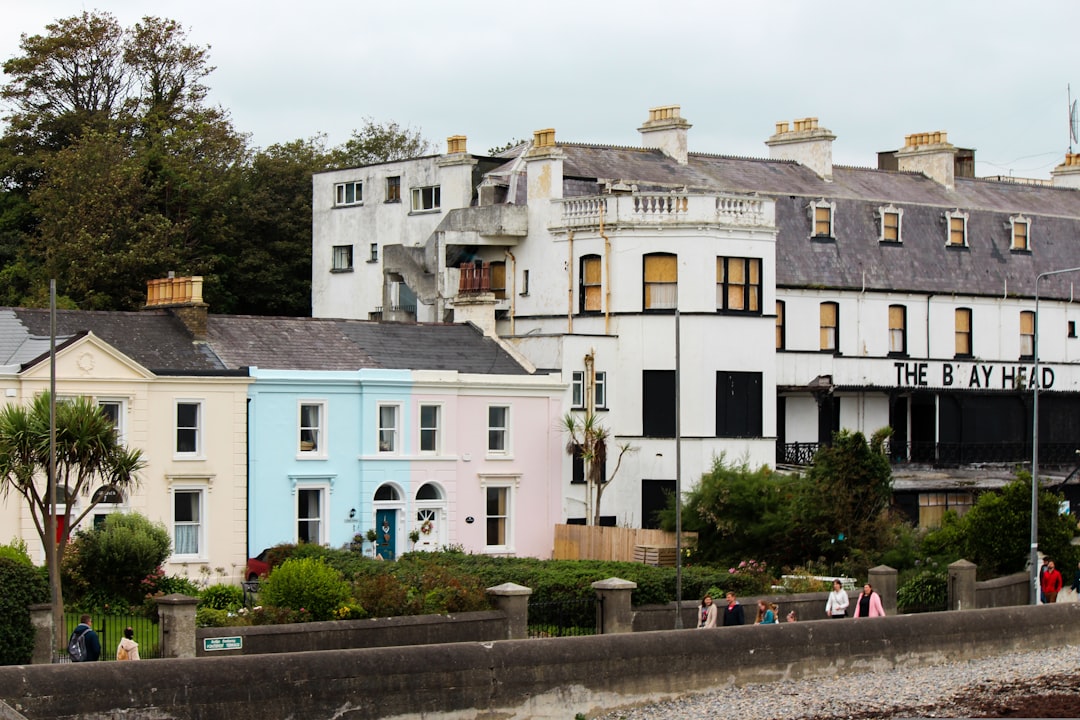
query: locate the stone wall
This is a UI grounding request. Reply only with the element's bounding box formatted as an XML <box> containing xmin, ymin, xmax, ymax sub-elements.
<box><xmin>3</xmin><ymin>603</ymin><xmax>1079</xmax><ymax>720</ymax></box>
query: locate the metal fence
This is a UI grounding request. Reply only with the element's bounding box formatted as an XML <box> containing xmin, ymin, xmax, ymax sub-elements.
<box><xmin>59</xmin><ymin>612</ymin><xmax>160</xmax><ymax>662</ymax></box>
<box><xmin>778</xmin><ymin>439</ymin><xmax>1078</xmax><ymax>468</ymax></box>
<box><xmin>527</xmin><ymin>596</ymin><xmax>601</xmax><ymax>638</ymax></box>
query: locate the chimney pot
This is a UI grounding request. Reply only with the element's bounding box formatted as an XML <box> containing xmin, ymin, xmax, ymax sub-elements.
<box><xmin>533</xmin><ymin>128</ymin><xmax>556</xmax><ymax>148</ymax></box>
<box><xmin>446</xmin><ymin>135</ymin><xmax>467</xmax><ymax>154</ymax></box>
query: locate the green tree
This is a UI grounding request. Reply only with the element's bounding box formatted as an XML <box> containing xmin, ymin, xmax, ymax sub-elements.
<box><xmin>0</xmin><ymin>557</ymin><xmax>49</xmax><ymax>665</ymax></box>
<box><xmin>63</xmin><ymin>512</ymin><xmax>171</xmax><ymax>608</ymax></box>
<box><xmin>0</xmin><ymin>393</ymin><xmax>145</xmax><ymax>648</ymax></box>
<box><xmin>331</xmin><ymin>118</ymin><xmax>434</xmax><ymax>167</ymax></box>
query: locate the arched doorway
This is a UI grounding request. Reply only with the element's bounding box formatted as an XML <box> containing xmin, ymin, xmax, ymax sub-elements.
<box><xmin>373</xmin><ymin>483</ymin><xmax>403</xmax><ymax>560</ymax></box>
<box><xmin>414</xmin><ymin>482</ymin><xmax>447</xmax><ymax>551</ymax></box>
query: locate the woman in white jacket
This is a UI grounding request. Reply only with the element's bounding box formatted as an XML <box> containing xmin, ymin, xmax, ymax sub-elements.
<box><xmin>116</xmin><ymin>626</ymin><xmax>140</xmax><ymax>661</ymax></box>
<box><xmin>825</xmin><ymin>579</ymin><xmax>849</xmax><ymax>619</ymax></box>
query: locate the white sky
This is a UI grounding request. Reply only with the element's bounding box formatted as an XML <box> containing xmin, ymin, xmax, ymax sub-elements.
<box><xmin>1</xmin><ymin>0</ymin><xmax>1077</xmax><ymax>178</ymax></box>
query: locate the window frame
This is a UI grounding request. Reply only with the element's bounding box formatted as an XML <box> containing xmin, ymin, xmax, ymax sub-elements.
<box><xmin>334</xmin><ymin>181</ymin><xmax>363</xmax><ymax>207</ymax></box>
<box><xmin>888</xmin><ymin>304</ymin><xmax>907</xmax><ymax>356</ymax></box>
<box><xmin>820</xmin><ymin>302</ymin><xmax>839</xmax><ymax>353</ymax></box>
<box><xmin>715</xmin><ymin>371</ymin><xmax>763</xmax><ymax>438</ymax></box>
<box><xmin>571</xmin><ymin>370</ymin><xmax>607</xmax><ymax>410</ymax></box>
<box><xmin>410</xmin><ymin>185</ymin><xmax>441</xmax><ymax>212</ymax></box>
<box><xmin>385</xmin><ymin>176</ymin><xmax>401</xmax><ymax>203</ymax></box>
<box><xmin>97</xmin><ymin>398</ymin><xmax>126</xmax><ymax>445</ymax></box>
<box><xmin>296</xmin><ymin>484</ymin><xmax>328</xmax><ymax>545</ymax></box>
<box><xmin>945</xmin><ymin>209</ymin><xmax>969</xmax><ymax>247</ymax></box>
<box><xmin>1020</xmin><ymin>310</ymin><xmax>1035</xmax><ymax>360</ymax></box>
<box><xmin>878</xmin><ymin>205</ymin><xmax>903</xmax><ymax>243</ymax></box>
<box><xmin>716</xmin><ymin>256</ymin><xmax>762</xmax><ymax>314</ymax></box>
<box><xmin>478</xmin><ymin>475</ymin><xmax>519</xmax><ymax>553</ymax></box>
<box><xmin>171</xmin><ymin>486</ymin><xmax>205</xmax><ymax>560</ymax></box>
<box><xmin>298</xmin><ymin>400</ymin><xmax>326</xmax><ymax>458</ymax></box>
<box><xmin>174</xmin><ymin>400</ymin><xmax>203</xmax><ymax>459</ymax></box>
<box><xmin>775</xmin><ymin>300</ymin><xmax>786</xmax><ymax>350</ymax></box>
<box><xmin>490</xmin><ymin>260</ymin><xmax>507</xmax><ymax>300</ymax></box>
<box><xmin>331</xmin><ymin>244</ymin><xmax>354</xmax><ymax>272</ymax></box>
<box><xmin>809</xmin><ymin>198</ymin><xmax>835</xmax><ymax>239</ymax></box>
<box><xmin>369</xmin><ymin>243</ymin><xmax>378</xmax><ymax>263</ymax></box>
<box><xmin>955</xmin><ymin>307</ymin><xmax>973</xmax><ymax>357</ymax></box>
<box><xmin>580</xmin><ymin>254</ymin><xmax>602</xmax><ymax>313</ymax></box>
<box><xmin>487</xmin><ymin>405</ymin><xmax>510</xmax><ymax>456</ymax></box>
<box><xmin>643</xmin><ymin>253</ymin><xmax>678</xmax><ymax>311</ymax></box>
<box><xmin>377</xmin><ymin>404</ymin><xmax>400</xmax><ymax>454</ymax></box>
<box><xmin>419</xmin><ymin>403</ymin><xmax>441</xmax><ymax>454</ymax></box>
<box><xmin>1010</xmin><ymin>214</ymin><xmax>1031</xmax><ymax>252</ymax></box>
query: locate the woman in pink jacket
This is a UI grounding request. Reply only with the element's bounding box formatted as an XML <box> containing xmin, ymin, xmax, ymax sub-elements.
<box><xmin>853</xmin><ymin>583</ymin><xmax>885</xmax><ymax>617</ymax></box>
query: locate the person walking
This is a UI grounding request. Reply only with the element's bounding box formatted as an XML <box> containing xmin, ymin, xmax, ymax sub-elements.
<box><xmin>722</xmin><ymin>591</ymin><xmax>745</xmax><ymax>626</ymax></box>
<box><xmin>116</xmin><ymin>626</ymin><xmax>140</xmax><ymax>661</ymax></box>
<box><xmin>697</xmin><ymin>595</ymin><xmax>718</xmax><ymax>628</ymax></box>
<box><xmin>68</xmin><ymin>614</ymin><xmax>101</xmax><ymax>662</ymax></box>
<box><xmin>853</xmin><ymin>583</ymin><xmax>885</xmax><ymax>617</ymax></box>
<box><xmin>755</xmin><ymin>600</ymin><xmax>777</xmax><ymax>624</ymax></box>
<box><xmin>1041</xmin><ymin>559</ymin><xmax>1063</xmax><ymax>604</ymax></box>
<box><xmin>825</xmin><ymin>579</ymin><xmax>850</xmax><ymax>619</ymax></box>
<box><xmin>1039</xmin><ymin>557</ymin><xmax>1051</xmax><ymax>603</ymax></box>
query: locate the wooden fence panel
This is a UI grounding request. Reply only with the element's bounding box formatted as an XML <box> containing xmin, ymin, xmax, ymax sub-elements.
<box><xmin>551</xmin><ymin>524</ymin><xmax>696</xmax><ymax>562</ymax></box>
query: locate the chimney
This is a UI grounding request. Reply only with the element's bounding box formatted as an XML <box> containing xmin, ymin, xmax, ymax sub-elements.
<box><xmin>1051</xmin><ymin>153</ymin><xmax>1080</xmax><ymax>189</ymax></box>
<box><xmin>639</xmin><ymin>105</ymin><xmax>691</xmax><ymax>164</ymax></box>
<box><xmin>446</xmin><ymin>135</ymin><xmax>467</xmax><ymax>154</ymax></box>
<box><xmin>895</xmin><ymin>131</ymin><xmax>958</xmax><ymax>190</ymax></box>
<box><xmin>766</xmin><ymin>117</ymin><xmax>835</xmax><ymax>181</ymax></box>
<box><xmin>145</xmin><ymin>275</ymin><xmax>208</xmax><ymax>341</ymax></box>
<box><xmin>525</xmin><ymin>128</ymin><xmax>563</xmax><ymax>200</ymax></box>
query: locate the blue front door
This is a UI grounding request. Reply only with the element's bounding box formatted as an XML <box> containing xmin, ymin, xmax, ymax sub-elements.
<box><xmin>376</xmin><ymin>509</ymin><xmax>396</xmax><ymax>560</ymax></box>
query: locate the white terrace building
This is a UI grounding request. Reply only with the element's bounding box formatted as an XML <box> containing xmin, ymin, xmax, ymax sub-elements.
<box><xmin>313</xmin><ymin>106</ymin><xmax>1080</xmax><ymax>529</ymax></box>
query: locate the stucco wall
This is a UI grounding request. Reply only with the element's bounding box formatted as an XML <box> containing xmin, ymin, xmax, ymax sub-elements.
<box><xmin>4</xmin><ymin>603</ymin><xmax>1078</xmax><ymax>720</ymax></box>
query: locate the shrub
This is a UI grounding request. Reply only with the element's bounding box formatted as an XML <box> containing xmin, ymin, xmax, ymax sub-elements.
<box><xmin>0</xmin><ymin>557</ymin><xmax>48</xmax><ymax>665</ymax></box>
<box><xmin>195</xmin><ymin>607</ymin><xmax>234</xmax><ymax>628</ymax></box>
<box><xmin>200</xmin><ymin>583</ymin><xmax>244</xmax><ymax>611</ymax></box>
<box><xmin>258</xmin><ymin>557</ymin><xmax>350</xmax><ymax>621</ymax></box>
<box><xmin>0</xmin><ymin>538</ymin><xmax>33</xmax><ymax>566</ymax></box>
<box><xmin>897</xmin><ymin>569</ymin><xmax>948</xmax><ymax>613</ymax></box>
<box><xmin>63</xmin><ymin>512</ymin><xmax>171</xmax><ymax>608</ymax></box>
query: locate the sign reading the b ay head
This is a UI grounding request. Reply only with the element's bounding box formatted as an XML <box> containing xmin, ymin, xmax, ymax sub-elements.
<box><xmin>203</xmin><ymin>636</ymin><xmax>242</xmax><ymax>652</ymax></box>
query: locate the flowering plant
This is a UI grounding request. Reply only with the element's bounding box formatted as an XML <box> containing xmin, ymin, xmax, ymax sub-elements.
<box><xmin>420</xmin><ymin>520</ymin><xmax>434</xmax><ymax>535</ymax></box>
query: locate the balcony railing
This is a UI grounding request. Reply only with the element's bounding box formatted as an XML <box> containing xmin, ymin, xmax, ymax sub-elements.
<box><xmin>556</xmin><ymin>193</ymin><xmax>771</xmax><ymax>230</ymax></box>
<box><xmin>777</xmin><ymin>440</ymin><xmax>1079</xmax><ymax>468</ymax></box>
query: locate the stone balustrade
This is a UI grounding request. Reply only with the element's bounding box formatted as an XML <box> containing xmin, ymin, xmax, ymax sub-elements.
<box><xmin>557</xmin><ymin>193</ymin><xmax>772</xmax><ymax>230</ymax></box>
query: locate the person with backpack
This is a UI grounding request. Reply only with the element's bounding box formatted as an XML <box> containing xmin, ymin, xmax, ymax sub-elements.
<box><xmin>116</xmin><ymin>626</ymin><xmax>140</xmax><ymax>661</ymax></box>
<box><xmin>68</xmin><ymin>614</ymin><xmax>101</xmax><ymax>662</ymax></box>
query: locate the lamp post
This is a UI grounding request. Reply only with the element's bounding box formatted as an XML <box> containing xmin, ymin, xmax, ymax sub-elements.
<box><xmin>1031</xmin><ymin>266</ymin><xmax>1080</xmax><ymax>605</ymax></box>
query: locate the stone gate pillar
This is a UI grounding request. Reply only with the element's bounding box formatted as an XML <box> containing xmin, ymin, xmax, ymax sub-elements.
<box><xmin>868</xmin><ymin>565</ymin><xmax>898</xmax><ymax>616</ymax></box>
<box><xmin>29</xmin><ymin>604</ymin><xmax>53</xmax><ymax>664</ymax></box>
<box><xmin>486</xmin><ymin>583</ymin><xmax>532</xmax><ymax>640</ymax></box>
<box><xmin>592</xmin><ymin>577</ymin><xmax>637</xmax><ymax>634</ymax></box>
<box><xmin>156</xmin><ymin>593</ymin><xmax>198</xmax><ymax>659</ymax></box>
<box><xmin>948</xmin><ymin>559</ymin><xmax>977</xmax><ymax>611</ymax></box>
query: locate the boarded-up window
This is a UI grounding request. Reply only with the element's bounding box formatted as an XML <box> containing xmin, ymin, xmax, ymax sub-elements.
<box><xmin>883</xmin><ymin>211</ymin><xmax>900</xmax><ymax>241</ymax></box>
<box><xmin>490</xmin><ymin>261</ymin><xmax>506</xmax><ymax>299</ymax></box>
<box><xmin>776</xmin><ymin>300</ymin><xmax>785</xmax><ymax>350</ymax></box>
<box><xmin>581</xmin><ymin>255</ymin><xmax>602</xmax><ymax>312</ymax></box>
<box><xmin>889</xmin><ymin>305</ymin><xmax>906</xmax><ymax>354</ymax></box>
<box><xmin>644</xmin><ymin>254</ymin><xmax>677</xmax><ymax>310</ymax></box>
<box><xmin>820</xmin><ymin>302</ymin><xmax>838</xmax><ymax>351</ymax></box>
<box><xmin>948</xmin><ymin>216</ymin><xmax>966</xmax><ymax>246</ymax></box>
<box><xmin>1020</xmin><ymin>310</ymin><xmax>1034</xmax><ymax>358</ymax></box>
<box><xmin>717</xmin><ymin>257</ymin><xmax>761</xmax><ymax>313</ymax></box>
<box><xmin>716</xmin><ymin>371</ymin><xmax>763</xmax><ymax>437</ymax></box>
<box><xmin>955</xmin><ymin>308</ymin><xmax>972</xmax><ymax>356</ymax></box>
<box><xmin>814</xmin><ymin>205</ymin><xmax>832</xmax><ymax>237</ymax></box>
<box><xmin>642</xmin><ymin>370</ymin><xmax>676</xmax><ymax>437</ymax></box>
<box><xmin>1012</xmin><ymin>218</ymin><xmax>1029</xmax><ymax>250</ymax></box>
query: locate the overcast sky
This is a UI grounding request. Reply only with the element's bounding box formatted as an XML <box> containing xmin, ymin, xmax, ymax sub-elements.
<box><xmin>2</xmin><ymin>1</ymin><xmax>1077</xmax><ymax>178</ymax></box>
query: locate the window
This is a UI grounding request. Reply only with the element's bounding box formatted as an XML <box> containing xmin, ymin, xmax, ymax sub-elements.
<box><xmin>716</xmin><ymin>256</ymin><xmax>761</xmax><ymax>313</ymax></box>
<box><xmin>521</xmin><ymin>269</ymin><xmax>530</xmax><ymax>296</ymax></box>
<box><xmin>580</xmin><ymin>255</ymin><xmax>602</xmax><ymax>312</ymax></box>
<box><xmin>488</xmin><ymin>406</ymin><xmax>509</xmax><ymax>454</ymax></box>
<box><xmin>643</xmin><ymin>253</ymin><xmax>677</xmax><ymax>310</ymax></box>
<box><xmin>297</xmin><ymin>487</ymin><xmax>326</xmax><ymax>545</ymax></box>
<box><xmin>386</xmin><ymin>176</ymin><xmax>401</xmax><ymax>203</ymax></box>
<box><xmin>173</xmin><ymin>489</ymin><xmax>203</xmax><ymax>557</ymax></box>
<box><xmin>411</xmin><ymin>185</ymin><xmax>440</xmax><ymax>211</ymax></box>
<box><xmin>175</xmin><ymin>401</ymin><xmax>201</xmax><ymax>457</ymax></box>
<box><xmin>776</xmin><ymin>300</ymin><xmax>785</xmax><ymax>350</ymax></box>
<box><xmin>419</xmin><ymin>404</ymin><xmax>440</xmax><ymax>453</ymax></box>
<box><xmin>946</xmin><ymin>210</ymin><xmax>968</xmax><ymax>247</ymax></box>
<box><xmin>642</xmin><ymin>370</ymin><xmax>676</xmax><ymax>438</ymax></box>
<box><xmin>1011</xmin><ymin>215</ymin><xmax>1030</xmax><ymax>251</ymax></box>
<box><xmin>820</xmin><ymin>302</ymin><xmax>839</xmax><ymax>352</ymax></box>
<box><xmin>334</xmin><ymin>181</ymin><xmax>363</xmax><ymax>206</ymax></box>
<box><xmin>485</xmin><ymin>486</ymin><xmax>510</xmax><ymax>548</ymax></box>
<box><xmin>97</xmin><ymin>399</ymin><xmax>124</xmax><ymax>443</ymax></box>
<box><xmin>1020</xmin><ymin>310</ymin><xmax>1035</xmax><ymax>359</ymax></box>
<box><xmin>889</xmin><ymin>305</ymin><xmax>907</xmax><ymax>355</ymax></box>
<box><xmin>378</xmin><ymin>405</ymin><xmax>399</xmax><ymax>453</ymax></box>
<box><xmin>299</xmin><ymin>402</ymin><xmax>324</xmax><ymax>455</ymax></box>
<box><xmin>370</xmin><ymin>243</ymin><xmax>378</xmax><ymax>262</ymax></box>
<box><xmin>1070</xmin><ymin>320</ymin><xmax>1077</xmax><ymax>339</ymax></box>
<box><xmin>809</xmin><ymin>199</ymin><xmax>835</xmax><ymax>238</ymax></box>
<box><xmin>716</xmin><ymin>371</ymin><xmax>762</xmax><ymax>437</ymax></box>
<box><xmin>332</xmin><ymin>245</ymin><xmax>353</xmax><ymax>272</ymax></box>
<box><xmin>571</xmin><ymin>371</ymin><xmax>606</xmax><ymax>409</ymax></box>
<box><xmin>491</xmin><ymin>261</ymin><xmax>507</xmax><ymax>300</ymax></box>
<box><xmin>955</xmin><ymin>308</ymin><xmax>973</xmax><ymax>357</ymax></box>
<box><xmin>878</xmin><ymin>205</ymin><xmax>902</xmax><ymax>242</ymax></box>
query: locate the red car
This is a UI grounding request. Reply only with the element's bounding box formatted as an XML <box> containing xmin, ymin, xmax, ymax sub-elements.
<box><xmin>246</xmin><ymin>549</ymin><xmax>273</xmax><ymax>581</ymax></box>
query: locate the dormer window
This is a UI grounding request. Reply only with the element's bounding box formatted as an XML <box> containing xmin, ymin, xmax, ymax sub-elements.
<box><xmin>945</xmin><ymin>209</ymin><xmax>968</xmax><ymax>247</ymax></box>
<box><xmin>809</xmin><ymin>199</ymin><xmax>835</xmax><ymax>239</ymax></box>
<box><xmin>877</xmin><ymin>205</ymin><xmax>903</xmax><ymax>243</ymax></box>
<box><xmin>1010</xmin><ymin>214</ymin><xmax>1031</xmax><ymax>251</ymax></box>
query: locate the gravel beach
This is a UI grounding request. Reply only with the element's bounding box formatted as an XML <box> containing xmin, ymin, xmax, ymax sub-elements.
<box><xmin>596</xmin><ymin>646</ymin><xmax>1080</xmax><ymax>719</ymax></box>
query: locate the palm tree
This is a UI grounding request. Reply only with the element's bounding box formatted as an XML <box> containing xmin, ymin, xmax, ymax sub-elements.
<box><xmin>562</xmin><ymin>411</ymin><xmax>634</xmax><ymax>526</ymax></box>
<box><xmin>0</xmin><ymin>392</ymin><xmax>145</xmax><ymax>649</ymax></box>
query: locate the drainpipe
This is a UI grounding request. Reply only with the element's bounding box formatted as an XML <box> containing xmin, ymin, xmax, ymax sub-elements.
<box><xmin>601</xmin><ymin>200</ymin><xmax>611</xmax><ymax>334</ymax></box>
<box><xmin>567</xmin><ymin>231</ymin><xmax>575</xmax><ymax>333</ymax></box>
<box><xmin>505</xmin><ymin>249</ymin><xmax>516</xmax><ymax>336</ymax></box>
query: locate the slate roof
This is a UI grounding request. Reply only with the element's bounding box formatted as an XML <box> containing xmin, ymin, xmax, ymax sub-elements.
<box><xmin>0</xmin><ymin>309</ymin><xmax>531</xmax><ymax>376</ymax></box>
<box><xmin>515</xmin><ymin>143</ymin><xmax>1080</xmax><ymax>301</ymax></box>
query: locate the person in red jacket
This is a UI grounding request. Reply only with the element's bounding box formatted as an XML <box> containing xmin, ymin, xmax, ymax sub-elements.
<box><xmin>1041</xmin><ymin>559</ymin><xmax>1063</xmax><ymax>603</ymax></box>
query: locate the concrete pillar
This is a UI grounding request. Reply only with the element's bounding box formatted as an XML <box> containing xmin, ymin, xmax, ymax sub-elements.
<box><xmin>591</xmin><ymin>577</ymin><xmax>637</xmax><ymax>635</ymax></box>
<box><xmin>868</xmin><ymin>565</ymin><xmax>898</xmax><ymax>616</ymax></box>
<box><xmin>948</xmin><ymin>559</ymin><xmax>977</xmax><ymax>611</ymax></box>
<box><xmin>156</xmin><ymin>593</ymin><xmax>198</xmax><ymax>659</ymax></box>
<box><xmin>486</xmin><ymin>583</ymin><xmax>532</xmax><ymax>640</ymax></box>
<box><xmin>28</xmin><ymin>604</ymin><xmax>53</xmax><ymax>665</ymax></box>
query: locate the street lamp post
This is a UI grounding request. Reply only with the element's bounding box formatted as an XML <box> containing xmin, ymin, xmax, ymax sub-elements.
<box><xmin>1031</xmin><ymin>266</ymin><xmax>1080</xmax><ymax>605</ymax></box>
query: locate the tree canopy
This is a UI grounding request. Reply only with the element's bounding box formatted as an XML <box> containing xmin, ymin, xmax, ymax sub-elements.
<box><xmin>0</xmin><ymin>11</ymin><xmax>433</xmax><ymax>315</ymax></box>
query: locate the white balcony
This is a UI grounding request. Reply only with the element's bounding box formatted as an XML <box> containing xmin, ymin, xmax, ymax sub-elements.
<box><xmin>555</xmin><ymin>193</ymin><xmax>773</xmax><ymax>230</ymax></box>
